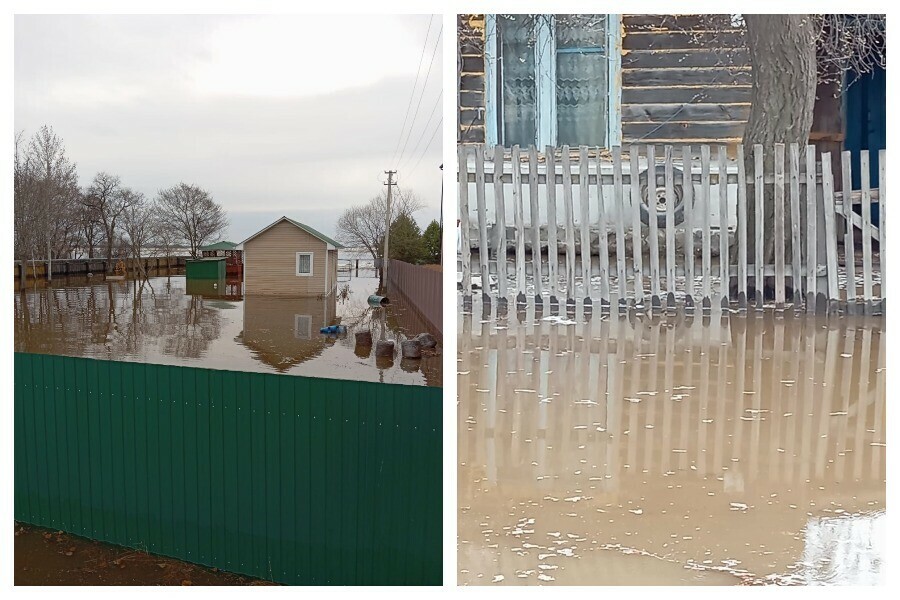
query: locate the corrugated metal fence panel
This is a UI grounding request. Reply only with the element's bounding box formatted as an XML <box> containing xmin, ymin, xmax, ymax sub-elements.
<box><xmin>386</xmin><ymin>260</ymin><xmax>443</xmax><ymax>335</ymax></box>
<box><xmin>14</xmin><ymin>352</ymin><xmax>442</xmax><ymax>585</ymax></box>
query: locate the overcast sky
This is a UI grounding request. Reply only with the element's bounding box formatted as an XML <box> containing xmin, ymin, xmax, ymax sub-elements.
<box><xmin>15</xmin><ymin>14</ymin><xmax>443</xmax><ymax>243</ymax></box>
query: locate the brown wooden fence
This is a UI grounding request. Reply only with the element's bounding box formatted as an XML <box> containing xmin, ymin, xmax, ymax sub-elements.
<box><xmin>458</xmin><ymin>143</ymin><xmax>884</xmax><ymax>314</ymax></box>
<box><xmin>15</xmin><ymin>256</ymin><xmax>187</xmax><ymax>281</ymax></box>
<box><xmin>386</xmin><ymin>260</ymin><xmax>442</xmax><ymax>335</ymax></box>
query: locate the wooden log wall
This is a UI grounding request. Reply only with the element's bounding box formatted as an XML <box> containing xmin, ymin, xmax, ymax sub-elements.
<box><xmin>621</xmin><ymin>14</ymin><xmax>749</xmax><ymax>146</ymax></box>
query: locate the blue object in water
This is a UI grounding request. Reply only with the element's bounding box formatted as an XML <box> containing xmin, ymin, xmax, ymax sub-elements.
<box><xmin>319</xmin><ymin>325</ymin><xmax>346</xmax><ymax>335</ymax></box>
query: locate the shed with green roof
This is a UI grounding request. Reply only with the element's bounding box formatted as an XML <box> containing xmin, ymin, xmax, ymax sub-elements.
<box><xmin>240</xmin><ymin>216</ymin><xmax>344</xmax><ymax>297</ymax></box>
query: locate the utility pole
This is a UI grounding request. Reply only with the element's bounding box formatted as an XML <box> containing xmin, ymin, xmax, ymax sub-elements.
<box><xmin>382</xmin><ymin>170</ymin><xmax>397</xmax><ymax>291</ymax></box>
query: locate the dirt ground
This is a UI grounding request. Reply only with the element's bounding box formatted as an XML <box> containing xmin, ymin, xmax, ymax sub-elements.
<box><xmin>14</xmin><ymin>522</ymin><xmax>273</xmax><ymax>586</ymax></box>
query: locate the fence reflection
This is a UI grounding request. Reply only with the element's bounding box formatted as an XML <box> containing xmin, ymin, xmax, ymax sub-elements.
<box><xmin>459</xmin><ymin>308</ymin><xmax>885</xmax><ymax>495</ymax></box>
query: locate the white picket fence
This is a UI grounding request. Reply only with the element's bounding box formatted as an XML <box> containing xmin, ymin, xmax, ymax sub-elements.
<box><xmin>457</xmin><ymin>143</ymin><xmax>884</xmax><ymax>313</ymax></box>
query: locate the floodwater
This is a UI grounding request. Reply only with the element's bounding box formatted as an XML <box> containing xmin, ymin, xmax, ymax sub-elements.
<box><xmin>14</xmin><ymin>270</ymin><xmax>441</xmax><ymax>387</ymax></box>
<box><xmin>458</xmin><ymin>303</ymin><xmax>885</xmax><ymax>585</ymax></box>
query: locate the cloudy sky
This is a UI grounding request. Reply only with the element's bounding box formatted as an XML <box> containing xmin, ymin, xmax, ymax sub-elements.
<box><xmin>15</xmin><ymin>14</ymin><xmax>443</xmax><ymax>242</ymax></box>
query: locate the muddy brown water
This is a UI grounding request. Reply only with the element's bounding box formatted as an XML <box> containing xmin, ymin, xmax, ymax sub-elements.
<box><xmin>14</xmin><ymin>272</ymin><xmax>441</xmax><ymax>386</ymax></box>
<box><xmin>458</xmin><ymin>304</ymin><xmax>885</xmax><ymax>585</ymax></box>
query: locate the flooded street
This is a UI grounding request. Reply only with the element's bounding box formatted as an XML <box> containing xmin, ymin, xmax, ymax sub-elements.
<box><xmin>14</xmin><ymin>270</ymin><xmax>441</xmax><ymax>387</ymax></box>
<box><xmin>458</xmin><ymin>305</ymin><xmax>885</xmax><ymax>585</ymax></box>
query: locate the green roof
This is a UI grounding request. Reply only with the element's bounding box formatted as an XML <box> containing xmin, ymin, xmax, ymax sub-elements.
<box><xmin>242</xmin><ymin>216</ymin><xmax>345</xmax><ymax>249</ymax></box>
<box><xmin>199</xmin><ymin>241</ymin><xmax>238</xmax><ymax>251</ymax></box>
<box><xmin>283</xmin><ymin>217</ymin><xmax>344</xmax><ymax>249</ymax></box>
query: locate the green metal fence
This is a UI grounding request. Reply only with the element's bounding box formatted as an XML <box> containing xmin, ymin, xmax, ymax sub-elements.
<box><xmin>14</xmin><ymin>352</ymin><xmax>442</xmax><ymax>585</ymax></box>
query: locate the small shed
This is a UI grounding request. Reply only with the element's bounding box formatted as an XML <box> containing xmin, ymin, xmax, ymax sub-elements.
<box><xmin>185</xmin><ymin>257</ymin><xmax>226</xmax><ymax>280</ymax></box>
<box><xmin>200</xmin><ymin>240</ymin><xmax>243</xmax><ymax>277</ymax></box>
<box><xmin>241</xmin><ymin>216</ymin><xmax>344</xmax><ymax>297</ymax></box>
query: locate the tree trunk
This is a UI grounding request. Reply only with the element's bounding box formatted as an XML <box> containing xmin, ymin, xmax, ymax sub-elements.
<box><xmin>740</xmin><ymin>15</ymin><xmax>817</xmax><ymax>296</ymax></box>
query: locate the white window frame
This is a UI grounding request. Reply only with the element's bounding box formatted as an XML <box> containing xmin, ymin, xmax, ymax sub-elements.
<box><xmin>294</xmin><ymin>314</ymin><xmax>312</xmax><ymax>339</ymax></box>
<box><xmin>484</xmin><ymin>14</ymin><xmax>622</xmax><ymax>148</ymax></box>
<box><xmin>296</xmin><ymin>251</ymin><xmax>314</xmax><ymax>276</ymax></box>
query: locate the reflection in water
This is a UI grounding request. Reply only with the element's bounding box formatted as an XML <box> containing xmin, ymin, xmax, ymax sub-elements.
<box><xmin>458</xmin><ymin>305</ymin><xmax>885</xmax><ymax>585</ymax></box>
<box><xmin>14</xmin><ymin>274</ymin><xmax>441</xmax><ymax>386</ymax></box>
<box><xmin>239</xmin><ymin>294</ymin><xmax>337</xmax><ymax>372</ymax></box>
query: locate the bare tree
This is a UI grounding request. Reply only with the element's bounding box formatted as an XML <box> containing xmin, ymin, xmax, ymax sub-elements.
<box><xmin>121</xmin><ymin>192</ymin><xmax>157</xmax><ymax>277</ymax></box>
<box><xmin>155</xmin><ymin>183</ymin><xmax>228</xmax><ymax>257</ymax></box>
<box><xmin>76</xmin><ymin>191</ymin><xmax>104</xmax><ymax>259</ymax></box>
<box><xmin>336</xmin><ymin>188</ymin><xmax>425</xmax><ymax>261</ymax></box>
<box><xmin>151</xmin><ymin>216</ymin><xmax>182</xmax><ymax>273</ymax></box>
<box><xmin>82</xmin><ymin>172</ymin><xmax>139</xmax><ymax>270</ymax></box>
<box><xmin>14</xmin><ymin>126</ymin><xmax>80</xmax><ymax>272</ymax></box>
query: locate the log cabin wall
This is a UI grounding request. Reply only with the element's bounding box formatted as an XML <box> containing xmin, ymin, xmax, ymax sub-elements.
<box><xmin>458</xmin><ymin>14</ymin><xmax>487</xmax><ymax>144</ymax></box>
<box><xmin>620</xmin><ymin>14</ymin><xmax>750</xmax><ymax>146</ymax></box>
<box><xmin>457</xmin><ymin>14</ymin><xmax>850</xmax><ymax>158</ymax></box>
<box><xmin>457</xmin><ymin>14</ymin><xmax>753</xmax><ymax>148</ymax></box>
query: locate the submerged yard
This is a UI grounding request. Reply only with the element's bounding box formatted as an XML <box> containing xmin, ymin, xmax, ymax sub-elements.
<box><xmin>14</xmin><ymin>270</ymin><xmax>441</xmax><ymax>387</ymax></box>
<box><xmin>458</xmin><ymin>301</ymin><xmax>884</xmax><ymax>585</ymax></box>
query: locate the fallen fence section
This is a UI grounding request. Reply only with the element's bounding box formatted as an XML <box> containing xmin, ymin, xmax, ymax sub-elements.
<box><xmin>14</xmin><ymin>352</ymin><xmax>442</xmax><ymax>585</ymax></box>
<box><xmin>458</xmin><ymin>143</ymin><xmax>884</xmax><ymax>314</ymax></box>
<box><xmin>386</xmin><ymin>259</ymin><xmax>443</xmax><ymax>335</ymax></box>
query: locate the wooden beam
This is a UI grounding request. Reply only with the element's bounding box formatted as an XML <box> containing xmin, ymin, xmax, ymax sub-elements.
<box><xmin>623</xmin><ymin>85</ymin><xmax>751</xmax><ymax>104</ymax></box>
<box><xmin>621</xmin><ymin>102</ymin><xmax>750</xmax><ymax>122</ymax></box>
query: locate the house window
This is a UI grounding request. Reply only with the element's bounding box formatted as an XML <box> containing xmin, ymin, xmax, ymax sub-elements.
<box><xmin>296</xmin><ymin>252</ymin><xmax>313</xmax><ymax>276</ymax></box>
<box><xmin>294</xmin><ymin>315</ymin><xmax>312</xmax><ymax>339</ymax></box>
<box><xmin>487</xmin><ymin>14</ymin><xmax>620</xmax><ymax>148</ymax></box>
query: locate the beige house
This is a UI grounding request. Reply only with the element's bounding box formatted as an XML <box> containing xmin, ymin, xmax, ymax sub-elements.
<box><xmin>241</xmin><ymin>216</ymin><xmax>344</xmax><ymax>297</ymax></box>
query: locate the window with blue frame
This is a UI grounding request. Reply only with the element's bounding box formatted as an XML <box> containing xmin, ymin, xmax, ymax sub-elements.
<box><xmin>488</xmin><ymin>14</ymin><xmax>619</xmax><ymax>148</ymax></box>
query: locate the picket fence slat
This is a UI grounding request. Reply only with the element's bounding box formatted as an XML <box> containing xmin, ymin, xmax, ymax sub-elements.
<box><xmin>511</xmin><ymin>145</ymin><xmax>526</xmax><ymax>298</ymax></box>
<box><xmin>682</xmin><ymin>146</ymin><xmax>695</xmax><ymax>305</ymax></box>
<box><xmin>665</xmin><ymin>146</ymin><xmax>676</xmax><ymax>306</ymax></box>
<box><xmin>736</xmin><ymin>145</ymin><xmax>748</xmax><ymax>305</ymax></box>
<box><xmin>474</xmin><ymin>145</ymin><xmax>489</xmax><ymax>287</ymax></box>
<box><xmin>700</xmin><ymin>145</ymin><xmax>712</xmax><ymax>305</ymax></box>
<box><xmin>612</xmin><ymin>146</ymin><xmax>627</xmax><ymax>304</ymax></box>
<box><xmin>528</xmin><ymin>146</ymin><xmax>542</xmax><ymax>299</ymax></box>
<box><xmin>629</xmin><ymin>147</ymin><xmax>645</xmax><ymax>302</ymax></box>
<box><xmin>861</xmin><ymin>150</ymin><xmax>874</xmax><ymax>304</ymax></box>
<box><xmin>806</xmin><ymin>145</ymin><xmax>818</xmax><ymax>309</ymax></box>
<box><xmin>754</xmin><ymin>144</ymin><xmax>765</xmax><ymax>308</ymax></box>
<box><xmin>493</xmin><ymin>146</ymin><xmax>508</xmax><ymax>299</ymax></box>
<box><xmin>545</xmin><ymin>147</ymin><xmax>559</xmax><ymax>300</ymax></box>
<box><xmin>841</xmin><ymin>151</ymin><xmax>856</xmax><ymax>303</ymax></box>
<box><xmin>789</xmin><ymin>143</ymin><xmax>802</xmax><ymax>305</ymax></box>
<box><xmin>458</xmin><ymin>142</ymin><xmax>883</xmax><ymax>311</ymax></box>
<box><xmin>717</xmin><ymin>145</ymin><xmax>729</xmax><ymax>307</ymax></box>
<box><xmin>561</xmin><ymin>147</ymin><xmax>577</xmax><ymax>300</ymax></box>
<box><xmin>821</xmin><ymin>153</ymin><xmax>840</xmax><ymax>302</ymax></box>
<box><xmin>579</xmin><ymin>146</ymin><xmax>592</xmax><ymax>299</ymax></box>
<box><xmin>596</xmin><ymin>151</ymin><xmax>610</xmax><ymax>305</ymax></box>
<box><xmin>628</xmin><ymin>146</ymin><xmax>644</xmax><ymax>304</ymax></box>
<box><xmin>458</xmin><ymin>145</ymin><xmax>471</xmax><ymax>296</ymax></box>
<box><xmin>774</xmin><ymin>143</ymin><xmax>786</xmax><ymax>307</ymax></box>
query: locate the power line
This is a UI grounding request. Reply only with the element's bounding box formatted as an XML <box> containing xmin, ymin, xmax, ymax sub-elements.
<box><xmin>390</xmin><ymin>15</ymin><xmax>434</xmax><ymax>168</ymax></box>
<box><xmin>397</xmin><ymin>89</ymin><xmax>442</xmax><ymax>172</ymax></box>
<box><xmin>396</xmin><ymin>24</ymin><xmax>442</xmax><ymax>168</ymax></box>
<box><xmin>404</xmin><ymin>117</ymin><xmax>442</xmax><ymax>179</ymax></box>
